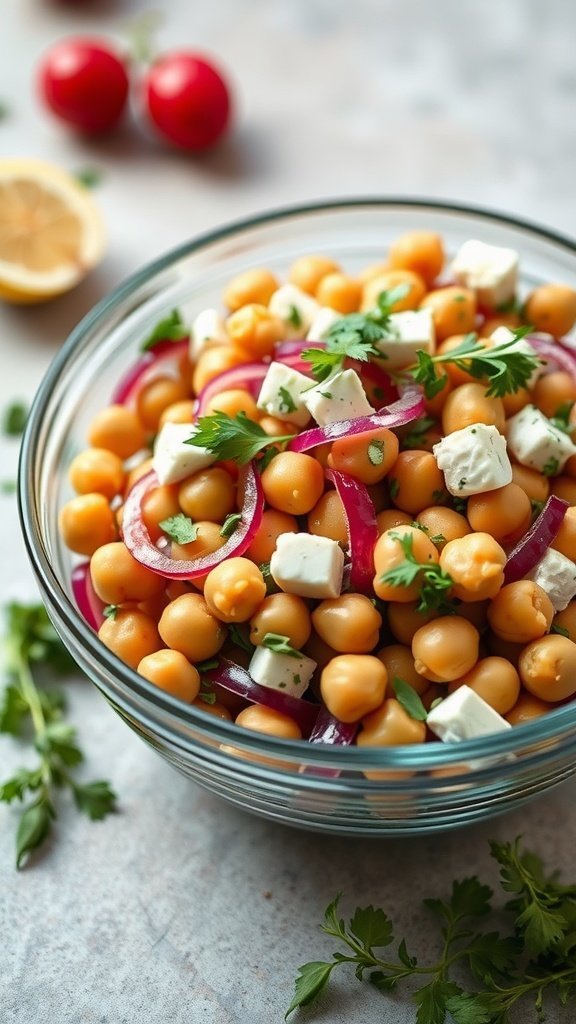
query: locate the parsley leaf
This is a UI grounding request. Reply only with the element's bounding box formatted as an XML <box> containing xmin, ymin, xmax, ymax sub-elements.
<box><xmin>159</xmin><ymin>513</ymin><xmax>199</xmax><ymax>544</ymax></box>
<box><xmin>72</xmin><ymin>780</ymin><xmax>117</xmax><ymax>820</ymax></box>
<box><xmin>2</xmin><ymin>400</ymin><xmax>28</xmax><ymax>437</ymax></box>
<box><xmin>140</xmin><ymin>309</ymin><xmax>188</xmax><ymax>352</ymax></box>
<box><xmin>410</xmin><ymin>328</ymin><xmax>539</xmax><ymax>399</ymax></box>
<box><xmin>187</xmin><ymin>411</ymin><xmax>295</xmax><ymax>465</ymax></box>
<box><xmin>220</xmin><ymin>512</ymin><xmax>243</xmax><ymax>538</ymax></box>
<box><xmin>367</xmin><ymin>439</ymin><xmax>385</xmax><ymax>465</ymax></box>
<box><xmin>74</xmin><ymin>166</ymin><xmax>103</xmax><ymax>189</ymax></box>
<box><xmin>380</xmin><ymin>531</ymin><xmax>455</xmax><ymax>613</ymax></box>
<box><xmin>542</xmin><ymin>456</ymin><xmax>560</xmax><ymax>477</ymax></box>
<box><xmin>228</xmin><ymin>623</ymin><xmax>254</xmax><ymax>654</ymax></box>
<box><xmin>285</xmin><ymin>962</ymin><xmax>336</xmax><ymax>1018</ymax></box>
<box><xmin>392</xmin><ymin>677</ymin><xmax>428</xmax><ymax>721</ymax></box>
<box><xmin>286</xmin><ymin>304</ymin><xmax>303</xmax><ymax>329</ymax></box>
<box><xmin>278</xmin><ymin>386</ymin><xmax>297</xmax><ymax>414</ymax></box>
<box><xmin>402</xmin><ymin>415</ymin><xmax>437</xmax><ymax>449</ymax></box>
<box><xmin>261</xmin><ymin>633</ymin><xmax>301</xmax><ymax>657</ymax></box>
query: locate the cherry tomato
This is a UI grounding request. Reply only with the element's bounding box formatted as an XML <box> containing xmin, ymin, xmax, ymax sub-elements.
<box><xmin>38</xmin><ymin>38</ymin><xmax>129</xmax><ymax>135</ymax></box>
<box><xmin>143</xmin><ymin>52</ymin><xmax>232</xmax><ymax>150</ymax></box>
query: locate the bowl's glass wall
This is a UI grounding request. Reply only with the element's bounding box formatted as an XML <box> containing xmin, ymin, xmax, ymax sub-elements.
<box><xmin>20</xmin><ymin>200</ymin><xmax>576</xmax><ymax>834</ymax></box>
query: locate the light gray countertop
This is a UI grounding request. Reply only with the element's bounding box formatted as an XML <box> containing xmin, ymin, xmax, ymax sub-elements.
<box><xmin>2</xmin><ymin>1</ymin><xmax>576</xmax><ymax>1021</ymax></box>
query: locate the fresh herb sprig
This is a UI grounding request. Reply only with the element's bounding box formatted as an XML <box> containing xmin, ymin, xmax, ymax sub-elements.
<box><xmin>0</xmin><ymin>603</ymin><xmax>116</xmax><ymax>868</ymax></box>
<box><xmin>287</xmin><ymin>837</ymin><xmax>576</xmax><ymax>1023</ymax></box>
<box><xmin>140</xmin><ymin>308</ymin><xmax>188</xmax><ymax>352</ymax></box>
<box><xmin>187</xmin><ymin>411</ymin><xmax>295</xmax><ymax>465</ymax></box>
<box><xmin>409</xmin><ymin>327</ymin><xmax>538</xmax><ymax>399</ymax></box>
<box><xmin>301</xmin><ymin>285</ymin><xmax>409</xmax><ymax>381</ymax></box>
<box><xmin>380</xmin><ymin>532</ymin><xmax>455</xmax><ymax>613</ymax></box>
<box><xmin>159</xmin><ymin>513</ymin><xmax>199</xmax><ymax>544</ymax></box>
<box><xmin>2</xmin><ymin>400</ymin><xmax>28</xmax><ymax>437</ymax></box>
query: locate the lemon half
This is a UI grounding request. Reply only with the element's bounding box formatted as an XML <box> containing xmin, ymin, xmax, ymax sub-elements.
<box><xmin>0</xmin><ymin>158</ymin><xmax>106</xmax><ymax>304</ymax></box>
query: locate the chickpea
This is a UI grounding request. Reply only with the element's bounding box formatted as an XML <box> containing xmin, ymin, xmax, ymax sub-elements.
<box><xmin>376</xmin><ymin>509</ymin><xmax>412</xmax><ymax>535</ymax></box>
<box><xmin>307</xmin><ymin>490</ymin><xmax>348</xmax><ymax>544</ymax></box>
<box><xmin>519</xmin><ymin>634</ymin><xmax>576</xmax><ymax>701</ymax></box>
<box><xmin>159</xmin><ymin>400</ymin><xmax>197</xmax><ymax>428</ymax></box>
<box><xmin>141</xmin><ymin>484</ymin><xmax>181</xmax><ymax>542</ymax></box>
<box><xmin>415</xmin><ymin>506</ymin><xmax>470</xmax><ymax>550</ymax></box>
<box><xmin>288</xmin><ymin>254</ymin><xmax>341</xmax><ymax>295</ymax></box>
<box><xmin>90</xmin><ymin>541</ymin><xmax>165</xmax><ymax>604</ymax></box>
<box><xmin>448</xmin><ymin>657</ymin><xmax>520</xmax><ymax>715</ymax></box>
<box><xmin>136</xmin><ymin>375</ymin><xmax>189</xmax><ymax>432</ymax></box>
<box><xmin>170</xmin><ymin>521</ymin><xmax>227</xmax><ymax>591</ymax></box>
<box><xmin>327</xmin><ymin>428</ymin><xmax>399</xmax><ymax>485</ymax></box>
<box><xmin>357</xmin><ymin>261</ymin><xmax>391</xmax><ymax>285</ymax></box>
<box><xmin>511</xmin><ymin>464</ymin><xmax>549</xmax><ymax>503</ymax></box>
<box><xmin>532</xmin><ymin>371</ymin><xmax>576</xmax><ymax>419</ymax></box>
<box><xmin>261</xmin><ymin>451</ymin><xmax>325</xmax><ymax>515</ymax></box>
<box><xmin>59</xmin><ymin>493</ymin><xmax>116</xmax><ymax>556</ymax></box>
<box><xmin>439</xmin><ymin>533</ymin><xmax>506</xmax><ymax>602</ymax></box>
<box><xmin>524</xmin><ymin>284</ymin><xmax>576</xmax><ymax>337</ymax></box>
<box><xmin>412</xmin><ymin>616</ymin><xmax>479</xmax><ymax>682</ymax></box>
<box><xmin>249</xmin><ymin>593</ymin><xmax>311</xmax><ymax>649</ymax></box>
<box><xmin>137</xmin><ymin>649</ymin><xmax>200</xmax><ymax>702</ymax></box>
<box><xmin>357</xmin><ymin>699</ymin><xmax>427</xmax><ymax>747</ymax></box>
<box><xmin>421</xmin><ymin>286</ymin><xmax>477</xmax><ymax>341</ymax></box>
<box><xmin>550</xmin><ymin>476</ymin><xmax>576</xmax><ymax>505</ymax></box>
<box><xmin>388</xmin><ymin>230</ymin><xmax>444</xmax><ymax>286</ymax></box>
<box><xmin>316</xmin><ymin>272</ymin><xmax>361</xmax><ymax>313</ymax></box>
<box><xmin>552</xmin><ymin>600</ymin><xmax>576</xmax><ymax>642</ymax></box>
<box><xmin>441</xmin><ymin>383</ymin><xmax>505</xmax><ymax>436</ymax></box>
<box><xmin>226</xmin><ymin>304</ymin><xmax>285</xmax><ymax>359</ymax></box>
<box><xmin>192</xmin><ymin>345</ymin><xmax>248</xmax><ymax>395</ymax></box>
<box><xmin>259</xmin><ymin>414</ymin><xmax>294</xmax><ymax>436</ymax></box>
<box><xmin>223</xmin><ymin>267</ymin><xmax>279</xmax><ymax>311</ymax></box>
<box><xmin>387</xmin><ymin>450</ymin><xmax>445</xmax><ymax>515</ymax></box>
<box><xmin>246</xmin><ymin>509</ymin><xmax>298</xmax><ymax>564</ymax></box>
<box><xmin>467</xmin><ymin>483</ymin><xmax>532</xmax><ymax>545</ymax></box>
<box><xmin>88</xmin><ymin>404</ymin><xmax>146</xmax><ymax>459</ymax></box>
<box><xmin>69</xmin><ymin>447</ymin><xmax>126</xmax><ymax>500</ymax></box>
<box><xmin>551</xmin><ymin>506</ymin><xmax>576</xmax><ymax>561</ymax></box>
<box><xmin>502</xmin><ymin>387</ymin><xmax>531</xmax><ymax>417</ymax></box>
<box><xmin>204</xmin><ymin>557</ymin><xmax>266</xmax><ymax>622</ymax></box>
<box><xmin>506</xmin><ymin>693</ymin><xmax>550</xmax><ymax>726</ymax></box>
<box><xmin>361</xmin><ymin>269</ymin><xmax>426</xmax><ymax>313</ymax></box>
<box><xmin>377</xmin><ymin>643</ymin><xmax>428</xmax><ymax>695</ymax></box>
<box><xmin>320</xmin><ymin>654</ymin><xmax>387</xmax><ymax>722</ymax></box>
<box><xmin>98</xmin><ymin>609</ymin><xmax>162</xmax><ymax>669</ymax></box>
<box><xmin>193</xmin><ymin>697</ymin><xmax>233</xmax><ymax>720</ymax></box>
<box><xmin>312</xmin><ymin>594</ymin><xmax>382</xmax><ymax>654</ymax></box>
<box><xmin>158</xmin><ymin>593</ymin><xmax>226</xmax><ymax>661</ymax></box>
<box><xmin>235</xmin><ymin>703</ymin><xmax>302</xmax><ymax>739</ymax></box>
<box><xmin>203</xmin><ymin>388</ymin><xmax>260</xmax><ymax>422</ymax></box>
<box><xmin>387</xmin><ymin>601</ymin><xmax>439</xmax><ymax>645</ymax></box>
<box><xmin>178</xmin><ymin>468</ymin><xmax>236</xmax><ymax>523</ymax></box>
<box><xmin>374</xmin><ymin>525</ymin><xmax>439</xmax><ymax>602</ymax></box>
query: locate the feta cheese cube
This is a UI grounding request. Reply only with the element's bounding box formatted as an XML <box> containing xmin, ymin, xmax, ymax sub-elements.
<box><xmin>432</xmin><ymin>423</ymin><xmax>512</xmax><ymax>497</ymax></box>
<box><xmin>270</xmin><ymin>532</ymin><xmax>345</xmax><ymax>599</ymax></box>
<box><xmin>256</xmin><ymin>361</ymin><xmax>313</xmax><ymax>427</ymax></box>
<box><xmin>306</xmin><ymin>306</ymin><xmax>341</xmax><ymax>341</ymax></box>
<box><xmin>505</xmin><ymin>404</ymin><xmax>576</xmax><ymax>474</ymax></box>
<box><xmin>268</xmin><ymin>284</ymin><xmax>320</xmax><ymax>339</ymax></box>
<box><xmin>374</xmin><ymin>308</ymin><xmax>436</xmax><ymax>370</ymax></box>
<box><xmin>427</xmin><ymin>685</ymin><xmax>512</xmax><ymax>743</ymax></box>
<box><xmin>489</xmin><ymin>326</ymin><xmax>545</xmax><ymax>388</ymax></box>
<box><xmin>152</xmin><ymin>422</ymin><xmax>216</xmax><ymax>485</ymax></box>
<box><xmin>189</xmin><ymin>308</ymin><xmax>228</xmax><ymax>362</ymax></box>
<box><xmin>248</xmin><ymin>646</ymin><xmax>316</xmax><ymax>698</ymax></box>
<box><xmin>527</xmin><ymin>549</ymin><xmax>576</xmax><ymax>612</ymax></box>
<box><xmin>451</xmin><ymin>239</ymin><xmax>519</xmax><ymax>309</ymax></box>
<box><xmin>303</xmin><ymin>369</ymin><xmax>372</xmax><ymax>426</ymax></box>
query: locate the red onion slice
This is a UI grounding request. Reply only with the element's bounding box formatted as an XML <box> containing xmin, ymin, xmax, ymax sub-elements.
<box><xmin>325</xmin><ymin>468</ymin><xmax>378</xmax><ymax>594</ymax></box>
<box><xmin>303</xmin><ymin>706</ymin><xmax>358</xmax><ymax>777</ymax></box>
<box><xmin>528</xmin><ymin>334</ymin><xmax>576</xmax><ymax>385</ymax></box>
<box><xmin>111</xmin><ymin>338</ymin><xmax>189</xmax><ymax>405</ymax></box>
<box><xmin>504</xmin><ymin>495</ymin><xmax>569</xmax><ymax>584</ymax></box>
<box><xmin>122</xmin><ymin>464</ymin><xmax>264</xmax><ymax>579</ymax></box>
<box><xmin>205</xmin><ymin>657</ymin><xmax>320</xmax><ymax>736</ymax></box>
<box><xmin>71</xmin><ymin>562</ymin><xmax>105</xmax><ymax>631</ymax></box>
<box><xmin>288</xmin><ymin>386</ymin><xmax>425</xmax><ymax>452</ymax></box>
<box><xmin>196</xmin><ymin>362</ymin><xmax>271</xmax><ymax>415</ymax></box>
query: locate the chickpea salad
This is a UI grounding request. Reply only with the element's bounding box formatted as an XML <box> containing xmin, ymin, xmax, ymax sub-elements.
<box><xmin>58</xmin><ymin>230</ymin><xmax>576</xmax><ymax>761</ymax></box>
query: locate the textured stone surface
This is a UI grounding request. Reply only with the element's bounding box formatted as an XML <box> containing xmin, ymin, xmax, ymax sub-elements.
<box><xmin>2</xmin><ymin>1</ymin><xmax>576</xmax><ymax>1021</ymax></box>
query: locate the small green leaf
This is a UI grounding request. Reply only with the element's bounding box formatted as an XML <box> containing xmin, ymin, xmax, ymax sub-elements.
<box><xmin>392</xmin><ymin>677</ymin><xmax>428</xmax><ymax>722</ymax></box>
<box><xmin>74</xmin><ymin>166</ymin><xmax>103</xmax><ymax>189</ymax></box>
<box><xmin>103</xmin><ymin>604</ymin><xmax>119</xmax><ymax>621</ymax></box>
<box><xmin>278</xmin><ymin>386</ymin><xmax>297</xmax><ymax>414</ymax></box>
<box><xmin>286</xmin><ymin>304</ymin><xmax>303</xmax><ymax>329</ymax></box>
<box><xmin>228</xmin><ymin>623</ymin><xmax>254</xmax><ymax>654</ymax></box>
<box><xmin>0</xmin><ymin>479</ymin><xmax>17</xmax><ymax>495</ymax></box>
<box><xmin>159</xmin><ymin>513</ymin><xmax>199</xmax><ymax>545</ymax></box>
<box><xmin>285</xmin><ymin>961</ymin><xmax>336</xmax><ymax>1018</ymax></box>
<box><xmin>445</xmin><ymin>992</ymin><xmax>498</xmax><ymax>1024</ymax></box>
<box><xmin>72</xmin><ymin>780</ymin><xmax>117</xmax><ymax>821</ymax></box>
<box><xmin>140</xmin><ymin>309</ymin><xmax>188</xmax><ymax>352</ymax></box>
<box><xmin>16</xmin><ymin>797</ymin><xmax>54</xmax><ymax>869</ymax></box>
<box><xmin>349</xmin><ymin>905</ymin><xmax>394</xmax><ymax>949</ymax></box>
<box><xmin>37</xmin><ymin>722</ymin><xmax>83</xmax><ymax>767</ymax></box>
<box><xmin>2</xmin><ymin>400</ymin><xmax>28</xmax><ymax>436</ymax></box>
<box><xmin>198</xmin><ymin>689</ymin><xmax>217</xmax><ymax>705</ymax></box>
<box><xmin>542</xmin><ymin>457</ymin><xmax>560</xmax><ymax>477</ymax></box>
<box><xmin>0</xmin><ymin>767</ymin><xmax>43</xmax><ymax>803</ymax></box>
<box><xmin>449</xmin><ymin>877</ymin><xmax>493</xmax><ymax>920</ymax></box>
<box><xmin>413</xmin><ymin>979</ymin><xmax>461</xmax><ymax>1024</ymax></box>
<box><xmin>367</xmin><ymin>439</ymin><xmax>385</xmax><ymax>466</ymax></box>
<box><xmin>261</xmin><ymin>633</ymin><xmax>301</xmax><ymax>658</ymax></box>
<box><xmin>220</xmin><ymin>512</ymin><xmax>243</xmax><ymax>538</ymax></box>
<box><xmin>551</xmin><ymin>623</ymin><xmax>570</xmax><ymax>638</ymax></box>
<box><xmin>0</xmin><ymin>684</ymin><xmax>29</xmax><ymax>735</ymax></box>
<box><xmin>188</xmin><ymin>411</ymin><xmax>294</xmax><ymax>465</ymax></box>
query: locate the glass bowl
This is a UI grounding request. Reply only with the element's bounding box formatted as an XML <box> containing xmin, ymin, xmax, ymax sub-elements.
<box><xmin>19</xmin><ymin>198</ymin><xmax>576</xmax><ymax>835</ymax></box>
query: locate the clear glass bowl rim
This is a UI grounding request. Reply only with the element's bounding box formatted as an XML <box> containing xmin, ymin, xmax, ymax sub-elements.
<box><xmin>18</xmin><ymin>195</ymin><xmax>576</xmax><ymax>770</ymax></box>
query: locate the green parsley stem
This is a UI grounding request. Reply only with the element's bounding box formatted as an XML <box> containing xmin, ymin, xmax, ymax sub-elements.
<box><xmin>10</xmin><ymin>645</ymin><xmax>52</xmax><ymax>788</ymax></box>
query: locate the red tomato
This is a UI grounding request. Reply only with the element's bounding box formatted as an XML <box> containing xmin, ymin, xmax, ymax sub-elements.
<box><xmin>143</xmin><ymin>53</ymin><xmax>231</xmax><ymax>151</ymax></box>
<box><xmin>38</xmin><ymin>38</ymin><xmax>129</xmax><ymax>135</ymax></box>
